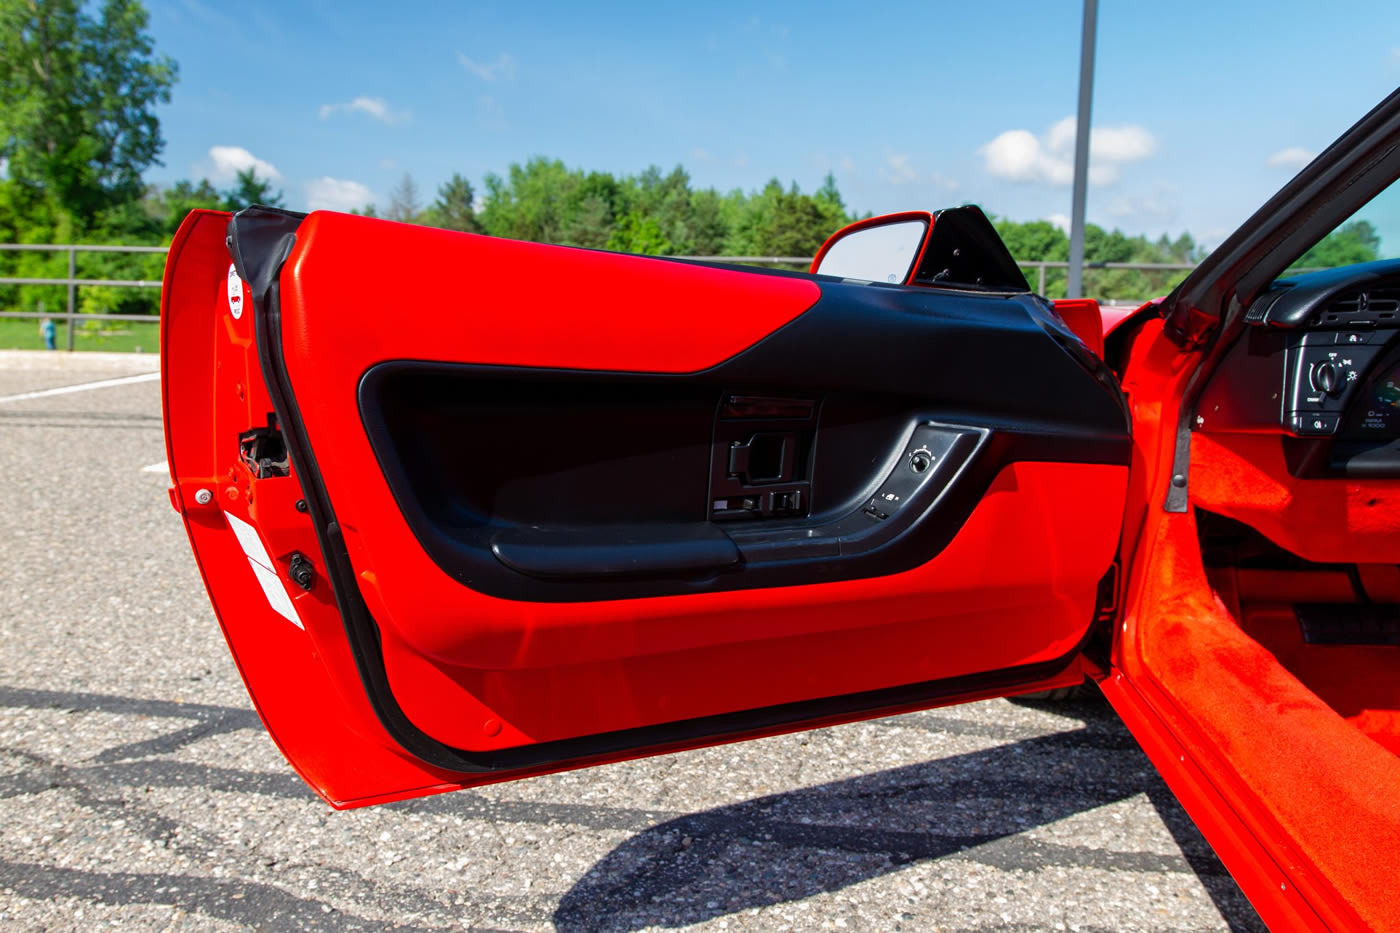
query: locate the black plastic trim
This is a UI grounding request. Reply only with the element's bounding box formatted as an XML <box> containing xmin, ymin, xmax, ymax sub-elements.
<box><xmin>912</xmin><ymin>205</ymin><xmax>1030</xmax><ymax>293</ymax></box>
<box><xmin>1259</xmin><ymin>260</ymin><xmax>1400</xmax><ymax>329</ymax></box>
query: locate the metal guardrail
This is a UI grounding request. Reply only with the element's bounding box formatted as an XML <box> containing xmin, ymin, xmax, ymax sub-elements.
<box><xmin>0</xmin><ymin>243</ymin><xmax>166</xmax><ymax>350</ymax></box>
<box><xmin>687</xmin><ymin>257</ymin><xmax>1203</xmax><ymax>296</ymax></box>
<box><xmin>0</xmin><ymin>242</ymin><xmax>1318</xmax><ymax>352</ymax></box>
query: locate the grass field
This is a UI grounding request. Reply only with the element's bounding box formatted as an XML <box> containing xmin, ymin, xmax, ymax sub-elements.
<box><xmin>0</xmin><ymin>318</ymin><xmax>158</xmax><ymax>353</ymax></box>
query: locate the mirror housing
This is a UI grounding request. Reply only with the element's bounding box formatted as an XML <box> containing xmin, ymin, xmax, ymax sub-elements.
<box><xmin>812</xmin><ymin>205</ymin><xmax>1030</xmax><ymax>293</ymax></box>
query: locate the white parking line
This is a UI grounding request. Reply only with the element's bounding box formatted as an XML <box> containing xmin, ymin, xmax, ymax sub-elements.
<box><xmin>0</xmin><ymin>371</ymin><xmax>159</xmax><ymax>404</ymax></box>
<box><xmin>141</xmin><ymin>460</ymin><xmax>169</xmax><ymax>474</ymax></box>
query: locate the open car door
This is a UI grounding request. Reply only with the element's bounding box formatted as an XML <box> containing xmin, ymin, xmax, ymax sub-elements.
<box><xmin>1096</xmin><ymin>89</ymin><xmax>1400</xmax><ymax>933</ymax></box>
<box><xmin>162</xmin><ymin>206</ymin><xmax>1130</xmax><ymax>809</ymax></box>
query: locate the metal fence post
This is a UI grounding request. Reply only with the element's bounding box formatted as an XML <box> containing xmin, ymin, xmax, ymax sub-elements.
<box><xmin>1037</xmin><ymin>263</ymin><xmax>1047</xmax><ymax>296</ymax></box>
<box><xmin>66</xmin><ymin>246</ymin><xmax>76</xmax><ymax>351</ymax></box>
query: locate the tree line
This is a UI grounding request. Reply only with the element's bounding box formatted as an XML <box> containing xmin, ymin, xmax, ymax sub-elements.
<box><xmin>0</xmin><ymin>0</ymin><xmax>1384</xmax><ymax>323</ymax></box>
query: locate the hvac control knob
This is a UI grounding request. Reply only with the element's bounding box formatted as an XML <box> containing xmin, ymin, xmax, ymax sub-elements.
<box><xmin>1312</xmin><ymin>360</ymin><xmax>1339</xmax><ymax>394</ymax></box>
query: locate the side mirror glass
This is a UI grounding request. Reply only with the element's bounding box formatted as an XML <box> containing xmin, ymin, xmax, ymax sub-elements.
<box><xmin>812</xmin><ymin>217</ymin><xmax>928</xmax><ymax>283</ymax></box>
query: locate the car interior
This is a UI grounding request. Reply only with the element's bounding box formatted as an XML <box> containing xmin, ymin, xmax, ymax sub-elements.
<box><xmin>1111</xmin><ymin>246</ymin><xmax>1400</xmax><ymax>927</ymax></box>
<box><xmin>1194</xmin><ymin>260</ymin><xmax>1400</xmax><ymax>753</ymax></box>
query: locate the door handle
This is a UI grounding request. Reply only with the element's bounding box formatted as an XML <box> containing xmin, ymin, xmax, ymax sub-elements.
<box><xmin>490</xmin><ymin>523</ymin><xmax>740</xmax><ymax>579</ymax></box>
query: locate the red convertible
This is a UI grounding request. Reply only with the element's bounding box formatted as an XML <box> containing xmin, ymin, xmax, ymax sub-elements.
<box><xmin>161</xmin><ymin>90</ymin><xmax>1400</xmax><ymax>930</ymax></box>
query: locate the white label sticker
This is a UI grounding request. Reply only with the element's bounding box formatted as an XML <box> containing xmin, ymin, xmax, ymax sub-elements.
<box><xmin>227</xmin><ymin>263</ymin><xmax>245</xmax><ymax>319</ymax></box>
<box><xmin>225</xmin><ymin>510</ymin><xmax>274</xmax><ymax>570</ymax></box>
<box><xmin>249</xmin><ymin>561</ymin><xmax>305</xmax><ymax>630</ymax></box>
<box><xmin>224</xmin><ymin>510</ymin><xmax>303</xmax><ymax>629</ymax></box>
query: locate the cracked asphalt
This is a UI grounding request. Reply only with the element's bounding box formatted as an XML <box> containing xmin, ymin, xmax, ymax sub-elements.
<box><xmin>0</xmin><ymin>351</ymin><xmax>1265</xmax><ymax>931</ymax></box>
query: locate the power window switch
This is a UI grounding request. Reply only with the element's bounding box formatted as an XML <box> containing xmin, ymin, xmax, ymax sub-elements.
<box><xmin>863</xmin><ymin>498</ymin><xmax>889</xmax><ymax>521</ymax></box>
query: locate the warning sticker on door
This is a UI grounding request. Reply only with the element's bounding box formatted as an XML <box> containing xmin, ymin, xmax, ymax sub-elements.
<box><xmin>227</xmin><ymin>263</ymin><xmax>245</xmax><ymax>319</ymax></box>
<box><xmin>224</xmin><ymin>510</ymin><xmax>304</xmax><ymax>629</ymax></box>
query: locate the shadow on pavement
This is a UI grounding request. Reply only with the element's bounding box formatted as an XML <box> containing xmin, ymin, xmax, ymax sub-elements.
<box><xmin>555</xmin><ymin>696</ymin><xmax>1263</xmax><ymax>932</ymax></box>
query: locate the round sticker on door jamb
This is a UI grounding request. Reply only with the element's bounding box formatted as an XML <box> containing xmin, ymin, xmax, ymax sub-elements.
<box><xmin>227</xmin><ymin>263</ymin><xmax>245</xmax><ymax>319</ymax></box>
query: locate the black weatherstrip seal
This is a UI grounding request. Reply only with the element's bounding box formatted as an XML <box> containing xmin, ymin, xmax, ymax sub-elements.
<box><xmin>231</xmin><ymin>206</ymin><xmax>1118</xmax><ymax>776</ymax></box>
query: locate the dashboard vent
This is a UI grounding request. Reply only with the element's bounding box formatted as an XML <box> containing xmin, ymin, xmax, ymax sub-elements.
<box><xmin>1312</xmin><ymin>286</ymin><xmax>1400</xmax><ymax>326</ymax></box>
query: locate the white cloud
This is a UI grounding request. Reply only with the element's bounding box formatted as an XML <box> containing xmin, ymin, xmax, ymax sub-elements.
<box><xmin>1076</xmin><ymin>119</ymin><xmax>1156</xmax><ymax>162</ymax></box>
<box><xmin>208</xmin><ymin>145</ymin><xmax>281</xmax><ymax>182</ymax></box>
<box><xmin>305</xmin><ymin>177</ymin><xmax>374</xmax><ymax>213</ymax></box>
<box><xmin>1046</xmin><ymin>213</ymin><xmax>1071</xmax><ymax>232</ymax></box>
<box><xmin>1267</xmin><ymin>146</ymin><xmax>1315</xmax><ymax>168</ymax></box>
<box><xmin>981</xmin><ymin>130</ymin><xmax>1059</xmax><ymax>183</ymax></box>
<box><xmin>318</xmin><ymin>96</ymin><xmax>408</xmax><ymax>125</ymax></box>
<box><xmin>691</xmin><ymin>147</ymin><xmax>712</xmax><ymax>162</ymax></box>
<box><xmin>457</xmin><ymin>52</ymin><xmax>516</xmax><ymax>82</ymax></box>
<box><xmin>978</xmin><ymin>117</ymin><xmax>1157</xmax><ymax>186</ymax></box>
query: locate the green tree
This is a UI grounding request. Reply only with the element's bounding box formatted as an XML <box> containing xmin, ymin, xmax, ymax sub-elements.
<box><xmin>723</xmin><ymin>179</ymin><xmax>843</xmax><ymax>261</ymax></box>
<box><xmin>479</xmin><ymin>157</ymin><xmax>577</xmax><ymax>242</ymax></box>
<box><xmin>562</xmin><ymin>195</ymin><xmax>613</xmax><ymax>248</ymax></box>
<box><xmin>684</xmin><ymin>189</ymin><xmax>728</xmax><ymax>256</ymax></box>
<box><xmin>814</xmin><ymin>171</ymin><xmax>844</xmax><ymax>213</ymax></box>
<box><xmin>619</xmin><ymin>166</ymin><xmax>692</xmax><ymax>251</ymax></box>
<box><xmin>0</xmin><ymin>0</ymin><xmax>177</xmax><ymax>220</ymax></box>
<box><xmin>473</xmin><ymin>159</ymin><xmax>851</xmax><ymax>261</ymax></box>
<box><xmin>989</xmin><ymin>214</ymin><xmax>1206</xmax><ymax>301</ymax></box>
<box><xmin>421</xmin><ymin>173</ymin><xmax>483</xmax><ymax>234</ymax></box>
<box><xmin>756</xmin><ymin>183</ymin><xmax>836</xmax><ymax>258</ymax></box>
<box><xmin>606</xmin><ymin>210</ymin><xmax>671</xmax><ymax>255</ymax></box>
<box><xmin>222</xmin><ymin>168</ymin><xmax>284</xmax><ymax>212</ymax></box>
<box><xmin>1295</xmin><ymin>220</ymin><xmax>1381</xmax><ymax>269</ymax></box>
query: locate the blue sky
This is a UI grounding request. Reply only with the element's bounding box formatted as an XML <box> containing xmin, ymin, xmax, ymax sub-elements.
<box><xmin>145</xmin><ymin>0</ymin><xmax>1400</xmax><ymax>249</ymax></box>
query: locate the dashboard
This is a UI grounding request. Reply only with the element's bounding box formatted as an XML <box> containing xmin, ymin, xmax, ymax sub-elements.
<box><xmin>1196</xmin><ymin>259</ymin><xmax>1400</xmax><ymax>476</ymax></box>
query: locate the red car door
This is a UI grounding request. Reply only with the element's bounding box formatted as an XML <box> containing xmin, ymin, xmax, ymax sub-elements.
<box><xmin>161</xmin><ymin>205</ymin><xmax>1130</xmax><ymax>810</ymax></box>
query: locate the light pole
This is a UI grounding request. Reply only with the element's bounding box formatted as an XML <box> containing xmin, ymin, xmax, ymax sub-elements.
<box><xmin>1066</xmin><ymin>0</ymin><xmax>1098</xmax><ymax>299</ymax></box>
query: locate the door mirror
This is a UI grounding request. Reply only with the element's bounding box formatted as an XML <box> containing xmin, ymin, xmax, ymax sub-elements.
<box><xmin>812</xmin><ymin>206</ymin><xmax>1031</xmax><ymax>293</ymax></box>
<box><xmin>812</xmin><ymin>215</ymin><xmax>929</xmax><ymax>283</ymax></box>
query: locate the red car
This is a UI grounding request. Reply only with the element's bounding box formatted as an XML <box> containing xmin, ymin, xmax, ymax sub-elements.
<box><xmin>162</xmin><ymin>90</ymin><xmax>1400</xmax><ymax>930</ymax></box>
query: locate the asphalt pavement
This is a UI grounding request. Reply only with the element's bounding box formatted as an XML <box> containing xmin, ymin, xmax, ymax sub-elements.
<box><xmin>0</xmin><ymin>350</ymin><xmax>1265</xmax><ymax>931</ymax></box>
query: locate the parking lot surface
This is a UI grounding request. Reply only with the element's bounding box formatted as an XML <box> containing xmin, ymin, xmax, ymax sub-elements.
<box><xmin>0</xmin><ymin>351</ymin><xmax>1265</xmax><ymax>931</ymax></box>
